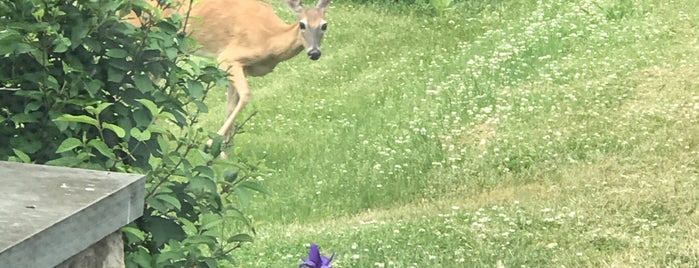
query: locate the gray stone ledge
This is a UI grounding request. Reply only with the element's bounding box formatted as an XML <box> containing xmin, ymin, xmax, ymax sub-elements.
<box><xmin>0</xmin><ymin>161</ymin><xmax>144</xmax><ymax>267</ymax></box>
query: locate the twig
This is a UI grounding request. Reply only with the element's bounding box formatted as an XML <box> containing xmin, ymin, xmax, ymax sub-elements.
<box><xmin>233</xmin><ymin>111</ymin><xmax>257</xmax><ymax>135</ymax></box>
<box><xmin>182</xmin><ymin>0</ymin><xmax>194</xmax><ymax>34</ymax></box>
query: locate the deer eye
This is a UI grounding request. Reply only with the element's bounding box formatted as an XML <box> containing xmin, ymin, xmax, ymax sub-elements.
<box><xmin>321</xmin><ymin>23</ymin><xmax>327</xmax><ymax>31</ymax></box>
<box><xmin>299</xmin><ymin>22</ymin><xmax>306</xmax><ymax>30</ymax></box>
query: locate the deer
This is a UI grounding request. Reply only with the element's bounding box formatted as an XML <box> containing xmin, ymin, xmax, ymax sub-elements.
<box><xmin>128</xmin><ymin>0</ymin><xmax>330</xmax><ymax>153</ymax></box>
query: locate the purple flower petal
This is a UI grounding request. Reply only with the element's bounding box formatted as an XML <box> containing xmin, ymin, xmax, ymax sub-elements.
<box><xmin>299</xmin><ymin>244</ymin><xmax>334</xmax><ymax>268</ymax></box>
<box><xmin>299</xmin><ymin>259</ymin><xmax>317</xmax><ymax>268</ymax></box>
<box><xmin>318</xmin><ymin>252</ymin><xmax>334</xmax><ymax>268</ymax></box>
<box><xmin>322</xmin><ymin>252</ymin><xmax>335</xmax><ymax>265</ymax></box>
<box><xmin>309</xmin><ymin>243</ymin><xmax>322</xmax><ymax>265</ymax></box>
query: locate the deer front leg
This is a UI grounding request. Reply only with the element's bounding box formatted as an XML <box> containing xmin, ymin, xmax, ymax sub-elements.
<box><xmin>206</xmin><ymin>64</ymin><xmax>249</xmax><ymax>157</ymax></box>
<box><xmin>223</xmin><ymin>82</ymin><xmax>240</xmax><ymax>144</ymax></box>
<box><xmin>217</xmin><ymin>65</ymin><xmax>252</xmax><ymax>153</ymax></box>
<box><xmin>218</xmin><ymin>64</ymin><xmax>250</xmax><ymax>141</ymax></box>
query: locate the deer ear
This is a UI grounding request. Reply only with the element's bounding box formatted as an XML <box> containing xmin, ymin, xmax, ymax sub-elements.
<box><xmin>286</xmin><ymin>0</ymin><xmax>304</xmax><ymax>13</ymax></box>
<box><xmin>315</xmin><ymin>0</ymin><xmax>330</xmax><ymax>9</ymax></box>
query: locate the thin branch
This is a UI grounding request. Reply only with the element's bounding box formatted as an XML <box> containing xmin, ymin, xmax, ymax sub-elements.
<box><xmin>232</xmin><ymin>111</ymin><xmax>257</xmax><ymax>136</ymax></box>
<box><xmin>144</xmin><ymin>141</ymin><xmax>190</xmax><ymax>199</ymax></box>
<box><xmin>182</xmin><ymin>0</ymin><xmax>194</xmax><ymax>34</ymax></box>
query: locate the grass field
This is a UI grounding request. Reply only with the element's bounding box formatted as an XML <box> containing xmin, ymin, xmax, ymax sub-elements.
<box><xmin>200</xmin><ymin>0</ymin><xmax>699</xmax><ymax>266</ymax></box>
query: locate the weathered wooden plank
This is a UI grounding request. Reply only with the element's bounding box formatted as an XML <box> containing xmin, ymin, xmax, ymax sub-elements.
<box><xmin>0</xmin><ymin>161</ymin><xmax>144</xmax><ymax>267</ymax></box>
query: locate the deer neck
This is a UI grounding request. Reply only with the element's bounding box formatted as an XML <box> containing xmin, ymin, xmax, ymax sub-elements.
<box><xmin>271</xmin><ymin>23</ymin><xmax>305</xmax><ymax>63</ymax></box>
<box><xmin>242</xmin><ymin>23</ymin><xmax>306</xmax><ymax>77</ymax></box>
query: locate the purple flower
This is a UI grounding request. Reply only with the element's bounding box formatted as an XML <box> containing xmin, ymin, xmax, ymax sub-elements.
<box><xmin>299</xmin><ymin>243</ymin><xmax>334</xmax><ymax>268</ymax></box>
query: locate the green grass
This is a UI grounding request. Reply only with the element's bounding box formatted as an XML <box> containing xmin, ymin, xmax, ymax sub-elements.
<box><xmin>200</xmin><ymin>0</ymin><xmax>699</xmax><ymax>266</ymax></box>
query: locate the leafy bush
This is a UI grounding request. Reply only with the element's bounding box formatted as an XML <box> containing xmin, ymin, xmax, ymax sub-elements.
<box><xmin>0</xmin><ymin>0</ymin><xmax>265</xmax><ymax>266</ymax></box>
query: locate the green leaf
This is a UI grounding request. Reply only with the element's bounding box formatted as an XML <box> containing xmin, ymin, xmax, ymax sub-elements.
<box><xmin>108</xmin><ymin>67</ymin><xmax>124</xmax><ymax>82</ymax></box>
<box><xmin>12</xmin><ymin>149</ymin><xmax>31</xmax><ymax>163</ymax></box>
<box><xmin>56</xmin><ymin>137</ymin><xmax>82</xmax><ymax>153</ymax></box>
<box><xmin>103</xmin><ymin>0</ymin><xmax>122</xmax><ymax>12</ymax></box>
<box><xmin>31</xmin><ymin>7</ymin><xmax>45</xmax><ymax>19</ymax></box>
<box><xmin>193</xmin><ymin>166</ymin><xmax>214</xmax><ymax>178</ymax></box>
<box><xmin>164</xmin><ymin>47</ymin><xmax>177</xmax><ymax>60</ymax></box>
<box><xmin>201</xmin><ymin>257</ymin><xmax>219</xmax><ymax>268</ymax></box>
<box><xmin>45</xmin><ymin>75</ymin><xmax>60</xmax><ymax>89</ymax></box>
<box><xmin>201</xmin><ymin>219</ymin><xmax>223</xmax><ymax>232</ymax></box>
<box><xmin>10</xmin><ymin>113</ymin><xmax>39</xmax><ymax>123</ymax></box>
<box><xmin>156</xmin><ymin>251</ymin><xmax>186</xmax><ymax>266</ymax></box>
<box><xmin>11</xmin><ymin>136</ymin><xmax>42</xmax><ymax>154</ymax></box>
<box><xmin>188</xmin><ymin>176</ymin><xmax>217</xmax><ymax>193</ymax></box>
<box><xmin>55</xmin><ymin>114</ymin><xmax>99</xmax><ymax>127</ymax></box>
<box><xmin>88</xmin><ymin>139</ymin><xmax>115</xmax><ymax>159</ymax></box>
<box><xmin>45</xmin><ymin>156</ymin><xmax>81</xmax><ymax>167</ymax></box>
<box><xmin>219</xmin><ymin>255</ymin><xmax>236</xmax><ymax>267</ymax></box>
<box><xmin>126</xmin><ymin>249</ymin><xmax>153</xmax><ymax>268</ymax></box>
<box><xmin>223</xmin><ymin>169</ymin><xmax>239</xmax><ymax>183</ymax></box>
<box><xmin>199</xmin><ymin>213</ymin><xmax>223</xmax><ymax>231</ymax></box>
<box><xmin>156</xmin><ymin>20</ymin><xmax>180</xmax><ymax>34</ymax></box>
<box><xmin>233</xmin><ymin>187</ymin><xmax>251</xmax><ymax>207</ymax></box>
<box><xmin>186</xmin><ymin>80</ymin><xmax>205</xmax><ymax>99</ymax></box>
<box><xmin>157</xmin><ymin>111</ymin><xmax>177</xmax><ymax>122</ymax></box>
<box><xmin>145</xmin><ymin>215</ymin><xmax>186</xmax><ymax>248</ymax></box>
<box><xmin>194</xmin><ymin>100</ymin><xmax>209</xmax><ymax>113</ymax></box>
<box><xmin>52</xmin><ymin>36</ymin><xmax>71</xmax><ymax>53</ymax></box>
<box><xmin>85</xmin><ymin>102</ymin><xmax>112</xmax><ymax>116</ymax></box>
<box><xmin>157</xmin><ymin>135</ymin><xmax>171</xmax><ymax>154</ymax></box>
<box><xmin>207</xmin><ymin>133</ymin><xmax>223</xmax><ymax>157</ymax></box>
<box><xmin>0</xmin><ymin>30</ymin><xmax>23</xmax><ymax>55</ymax></box>
<box><xmin>154</xmin><ymin>194</ymin><xmax>181</xmax><ymax>210</ymax></box>
<box><xmin>147</xmin><ymin>196</ymin><xmax>170</xmax><ymax>214</ymax></box>
<box><xmin>195</xmin><ymin>148</ymin><xmax>215</xmax><ymax>163</ymax></box>
<box><xmin>121</xmin><ymin>226</ymin><xmax>146</xmax><ymax>243</ymax></box>
<box><xmin>136</xmin><ymin>98</ymin><xmax>159</xmax><ymax>117</ymax></box>
<box><xmin>183</xmin><ymin>235</ymin><xmax>217</xmax><ymax>247</ymax></box>
<box><xmin>240</xmin><ymin>181</ymin><xmax>268</xmax><ymax>194</ymax></box>
<box><xmin>102</xmin><ymin>123</ymin><xmax>126</xmax><ymax>138</ymax></box>
<box><xmin>133</xmin><ymin>74</ymin><xmax>155</xmax><ymax>93</ymax></box>
<box><xmin>108</xmin><ymin>58</ymin><xmax>132</xmax><ymax>71</ymax></box>
<box><xmin>227</xmin><ymin>233</ymin><xmax>254</xmax><ymax>243</ymax></box>
<box><xmin>85</xmin><ymin>80</ymin><xmax>102</xmax><ymax>96</ymax></box>
<box><xmin>148</xmin><ymin>124</ymin><xmax>168</xmax><ymax>134</ymax></box>
<box><xmin>70</xmin><ymin>21</ymin><xmax>90</xmax><ymax>49</ymax></box>
<box><xmin>133</xmin><ymin>109</ymin><xmax>151</xmax><ymax>128</ymax></box>
<box><xmin>24</xmin><ymin>101</ymin><xmax>42</xmax><ymax>113</ymax></box>
<box><xmin>130</xmin><ymin>128</ymin><xmax>152</xmax><ymax>141</ymax></box>
<box><xmin>14</xmin><ymin>43</ymin><xmax>35</xmax><ymax>55</ymax></box>
<box><xmin>105</xmin><ymin>48</ymin><xmax>128</xmax><ymax>58</ymax></box>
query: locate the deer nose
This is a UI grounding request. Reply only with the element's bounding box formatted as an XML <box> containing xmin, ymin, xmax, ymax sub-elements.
<box><xmin>308</xmin><ymin>49</ymin><xmax>321</xmax><ymax>60</ymax></box>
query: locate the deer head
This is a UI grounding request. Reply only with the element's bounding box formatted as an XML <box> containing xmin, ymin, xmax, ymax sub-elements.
<box><xmin>286</xmin><ymin>0</ymin><xmax>330</xmax><ymax>60</ymax></box>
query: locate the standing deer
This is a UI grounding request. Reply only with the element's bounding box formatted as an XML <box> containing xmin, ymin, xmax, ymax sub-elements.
<box><xmin>129</xmin><ymin>0</ymin><xmax>330</xmax><ymax>150</ymax></box>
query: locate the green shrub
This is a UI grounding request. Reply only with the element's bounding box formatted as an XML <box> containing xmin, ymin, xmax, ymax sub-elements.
<box><xmin>0</xmin><ymin>0</ymin><xmax>265</xmax><ymax>266</ymax></box>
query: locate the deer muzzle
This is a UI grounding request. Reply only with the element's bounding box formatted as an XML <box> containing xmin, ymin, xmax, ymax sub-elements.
<box><xmin>308</xmin><ymin>49</ymin><xmax>321</xmax><ymax>60</ymax></box>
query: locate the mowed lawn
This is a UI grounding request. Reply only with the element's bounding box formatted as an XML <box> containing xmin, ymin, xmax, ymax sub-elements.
<box><xmin>200</xmin><ymin>0</ymin><xmax>699</xmax><ymax>266</ymax></box>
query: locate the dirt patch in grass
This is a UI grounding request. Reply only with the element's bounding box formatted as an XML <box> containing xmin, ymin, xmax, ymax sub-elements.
<box><xmin>624</xmin><ymin>65</ymin><xmax>699</xmax><ymax>121</ymax></box>
<box><xmin>462</xmin><ymin>123</ymin><xmax>497</xmax><ymax>148</ymax></box>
